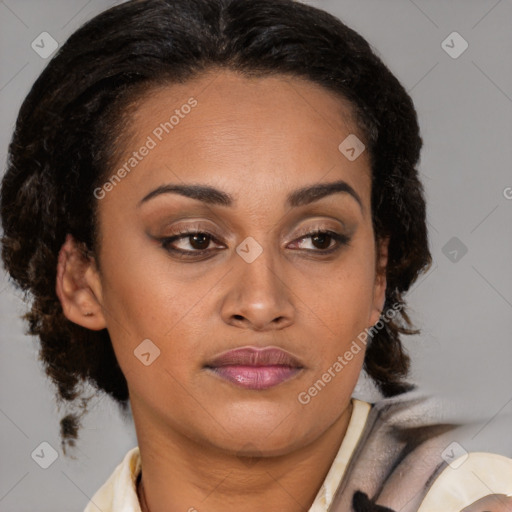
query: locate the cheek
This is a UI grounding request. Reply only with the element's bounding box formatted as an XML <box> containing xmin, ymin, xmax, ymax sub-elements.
<box><xmin>295</xmin><ymin>265</ymin><xmax>373</xmax><ymax>422</ymax></box>
<box><xmin>95</xmin><ymin>236</ymin><xmax>200</xmax><ymax>372</ymax></box>
<box><xmin>304</xmin><ymin>281</ymin><xmax>370</xmax><ymax>384</ymax></box>
<box><xmin>98</xmin><ymin>255</ymin><xmax>207</xmax><ymax>414</ymax></box>
<box><xmin>311</xmin><ymin>249</ymin><xmax>377</xmax><ymax>344</ymax></box>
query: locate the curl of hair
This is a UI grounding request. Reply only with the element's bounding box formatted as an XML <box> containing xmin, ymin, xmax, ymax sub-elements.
<box><xmin>1</xmin><ymin>0</ymin><xmax>431</xmax><ymax>453</ymax></box>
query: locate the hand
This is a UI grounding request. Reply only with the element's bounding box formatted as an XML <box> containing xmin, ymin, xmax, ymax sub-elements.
<box><xmin>461</xmin><ymin>494</ymin><xmax>512</xmax><ymax>512</ymax></box>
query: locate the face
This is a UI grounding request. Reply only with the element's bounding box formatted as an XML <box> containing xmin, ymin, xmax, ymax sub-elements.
<box><xmin>64</xmin><ymin>70</ymin><xmax>387</xmax><ymax>457</ymax></box>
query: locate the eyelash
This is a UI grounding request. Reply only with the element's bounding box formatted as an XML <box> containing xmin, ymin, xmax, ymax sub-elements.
<box><xmin>159</xmin><ymin>227</ymin><xmax>351</xmax><ymax>259</ymax></box>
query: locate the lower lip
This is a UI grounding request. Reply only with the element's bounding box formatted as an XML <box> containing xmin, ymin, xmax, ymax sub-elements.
<box><xmin>208</xmin><ymin>365</ymin><xmax>301</xmax><ymax>390</ymax></box>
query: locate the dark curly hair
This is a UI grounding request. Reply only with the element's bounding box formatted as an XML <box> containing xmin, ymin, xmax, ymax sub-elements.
<box><xmin>0</xmin><ymin>0</ymin><xmax>431</xmax><ymax>455</ymax></box>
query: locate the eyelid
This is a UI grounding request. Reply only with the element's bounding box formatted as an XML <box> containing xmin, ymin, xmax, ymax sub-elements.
<box><xmin>163</xmin><ymin>220</ymin><xmax>347</xmax><ymax>241</ymax></box>
<box><xmin>287</xmin><ymin>219</ymin><xmax>349</xmax><ymax>242</ymax></box>
<box><xmin>158</xmin><ymin>216</ymin><xmax>350</xmax><ymax>240</ymax></box>
<box><xmin>163</xmin><ymin>221</ymin><xmax>224</xmax><ymax>239</ymax></box>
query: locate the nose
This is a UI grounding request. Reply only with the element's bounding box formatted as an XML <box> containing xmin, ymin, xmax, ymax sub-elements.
<box><xmin>220</xmin><ymin>242</ymin><xmax>295</xmax><ymax>332</ymax></box>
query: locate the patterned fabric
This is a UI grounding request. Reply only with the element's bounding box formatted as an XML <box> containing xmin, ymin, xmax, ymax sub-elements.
<box><xmin>328</xmin><ymin>391</ymin><xmax>512</xmax><ymax>511</ymax></box>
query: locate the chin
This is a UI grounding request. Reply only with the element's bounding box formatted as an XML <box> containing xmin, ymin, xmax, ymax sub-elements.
<box><xmin>205</xmin><ymin>410</ymin><xmax>317</xmax><ymax>457</ymax></box>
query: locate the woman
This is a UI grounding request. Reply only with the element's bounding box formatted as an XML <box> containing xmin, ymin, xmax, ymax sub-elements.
<box><xmin>1</xmin><ymin>0</ymin><xmax>510</xmax><ymax>511</ymax></box>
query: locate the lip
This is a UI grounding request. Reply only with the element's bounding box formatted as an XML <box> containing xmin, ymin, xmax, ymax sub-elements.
<box><xmin>204</xmin><ymin>346</ymin><xmax>304</xmax><ymax>390</ymax></box>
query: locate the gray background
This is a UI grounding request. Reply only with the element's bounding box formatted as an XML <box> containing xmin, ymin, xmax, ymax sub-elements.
<box><xmin>1</xmin><ymin>1</ymin><xmax>511</xmax><ymax>510</ymax></box>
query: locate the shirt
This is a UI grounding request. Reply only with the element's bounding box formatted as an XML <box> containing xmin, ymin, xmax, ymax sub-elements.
<box><xmin>83</xmin><ymin>397</ymin><xmax>512</xmax><ymax>512</ymax></box>
<box><xmin>83</xmin><ymin>399</ymin><xmax>371</xmax><ymax>512</ymax></box>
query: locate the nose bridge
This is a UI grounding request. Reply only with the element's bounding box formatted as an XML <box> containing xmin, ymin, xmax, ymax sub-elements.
<box><xmin>238</xmin><ymin>236</ymin><xmax>280</xmax><ymax>291</ymax></box>
<box><xmin>222</xmin><ymin>234</ymin><xmax>294</xmax><ymax>329</ymax></box>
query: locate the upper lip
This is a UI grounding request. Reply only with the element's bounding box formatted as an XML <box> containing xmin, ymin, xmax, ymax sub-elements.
<box><xmin>205</xmin><ymin>347</ymin><xmax>303</xmax><ymax>368</ymax></box>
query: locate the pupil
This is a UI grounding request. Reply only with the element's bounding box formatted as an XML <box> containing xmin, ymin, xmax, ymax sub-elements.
<box><xmin>312</xmin><ymin>233</ymin><xmax>331</xmax><ymax>249</ymax></box>
<box><xmin>191</xmin><ymin>234</ymin><xmax>209</xmax><ymax>250</ymax></box>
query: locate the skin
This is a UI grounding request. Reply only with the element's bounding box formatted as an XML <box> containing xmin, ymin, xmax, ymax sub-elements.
<box><xmin>462</xmin><ymin>495</ymin><xmax>512</xmax><ymax>512</ymax></box>
<box><xmin>56</xmin><ymin>69</ymin><xmax>388</xmax><ymax>512</ymax></box>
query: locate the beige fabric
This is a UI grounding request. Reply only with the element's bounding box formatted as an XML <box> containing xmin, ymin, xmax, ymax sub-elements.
<box><xmin>84</xmin><ymin>399</ymin><xmax>371</xmax><ymax>512</ymax></box>
<box><xmin>83</xmin><ymin>397</ymin><xmax>512</xmax><ymax>512</ymax></box>
<box><xmin>417</xmin><ymin>452</ymin><xmax>512</xmax><ymax>512</ymax></box>
<box><xmin>310</xmin><ymin>400</ymin><xmax>371</xmax><ymax>511</ymax></box>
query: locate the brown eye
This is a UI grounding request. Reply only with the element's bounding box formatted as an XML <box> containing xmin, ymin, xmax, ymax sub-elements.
<box><xmin>160</xmin><ymin>230</ymin><xmax>225</xmax><ymax>258</ymax></box>
<box><xmin>289</xmin><ymin>230</ymin><xmax>350</xmax><ymax>254</ymax></box>
<box><xmin>188</xmin><ymin>233</ymin><xmax>211</xmax><ymax>250</ymax></box>
<box><xmin>310</xmin><ymin>232</ymin><xmax>333</xmax><ymax>250</ymax></box>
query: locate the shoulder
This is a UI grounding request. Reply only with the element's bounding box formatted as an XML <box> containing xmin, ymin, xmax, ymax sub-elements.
<box><xmin>359</xmin><ymin>390</ymin><xmax>512</xmax><ymax>511</ymax></box>
<box><xmin>83</xmin><ymin>446</ymin><xmax>141</xmax><ymax>512</ymax></box>
<box><xmin>417</xmin><ymin>452</ymin><xmax>512</xmax><ymax>512</ymax></box>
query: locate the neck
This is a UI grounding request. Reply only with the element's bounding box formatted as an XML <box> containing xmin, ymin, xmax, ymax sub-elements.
<box><xmin>132</xmin><ymin>400</ymin><xmax>354</xmax><ymax>512</ymax></box>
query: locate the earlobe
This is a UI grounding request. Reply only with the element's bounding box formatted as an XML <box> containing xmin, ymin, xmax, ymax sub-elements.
<box><xmin>55</xmin><ymin>234</ymin><xmax>106</xmax><ymax>331</ymax></box>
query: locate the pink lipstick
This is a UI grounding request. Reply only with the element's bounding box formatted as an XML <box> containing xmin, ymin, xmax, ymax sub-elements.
<box><xmin>205</xmin><ymin>347</ymin><xmax>303</xmax><ymax>390</ymax></box>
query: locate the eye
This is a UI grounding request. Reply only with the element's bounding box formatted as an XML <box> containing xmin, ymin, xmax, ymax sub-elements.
<box><xmin>160</xmin><ymin>229</ymin><xmax>225</xmax><ymax>258</ymax></box>
<box><xmin>159</xmin><ymin>227</ymin><xmax>350</xmax><ymax>259</ymax></box>
<box><xmin>288</xmin><ymin>229</ymin><xmax>350</xmax><ymax>254</ymax></box>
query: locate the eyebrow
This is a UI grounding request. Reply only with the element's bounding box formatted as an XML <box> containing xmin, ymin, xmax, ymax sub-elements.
<box><xmin>138</xmin><ymin>179</ymin><xmax>363</xmax><ymax>211</ymax></box>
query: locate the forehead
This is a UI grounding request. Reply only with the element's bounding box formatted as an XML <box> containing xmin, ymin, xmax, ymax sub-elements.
<box><xmin>101</xmin><ymin>69</ymin><xmax>372</xmax><ymax>212</ymax></box>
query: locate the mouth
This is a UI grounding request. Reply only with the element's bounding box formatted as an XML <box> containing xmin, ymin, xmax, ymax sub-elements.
<box><xmin>204</xmin><ymin>346</ymin><xmax>304</xmax><ymax>390</ymax></box>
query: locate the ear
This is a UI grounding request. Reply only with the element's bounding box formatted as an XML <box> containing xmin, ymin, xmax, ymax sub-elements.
<box><xmin>369</xmin><ymin>236</ymin><xmax>389</xmax><ymax>327</ymax></box>
<box><xmin>55</xmin><ymin>234</ymin><xmax>106</xmax><ymax>330</ymax></box>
